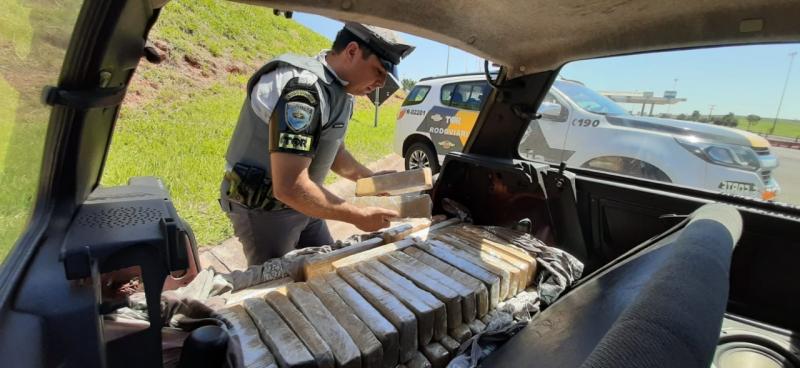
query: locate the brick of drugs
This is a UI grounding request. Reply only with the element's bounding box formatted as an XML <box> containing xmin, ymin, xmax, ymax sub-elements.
<box><xmin>467</xmin><ymin>319</ymin><xmax>486</xmax><ymax>335</ymax></box>
<box><xmin>286</xmin><ymin>283</ymin><xmax>361</xmax><ymax>368</ymax></box>
<box><xmin>427</xmin><ymin>239</ymin><xmax>514</xmax><ymax>300</ymax></box>
<box><xmin>264</xmin><ymin>291</ymin><xmax>335</xmax><ymax>368</ymax></box>
<box><xmin>441</xmin><ymin>230</ymin><xmax>533</xmax><ymax>285</ymax></box>
<box><xmin>412</xmin><ymin>241</ymin><xmax>502</xmax><ymax>307</ymax></box>
<box><xmin>362</xmin><ymin>259</ymin><xmax>449</xmax><ymax>341</ymax></box>
<box><xmin>351</xmin><ymin>194</ymin><xmax>432</xmax><ymax>219</ymax></box>
<box><xmin>328</xmin><ymin>218</ymin><xmax>459</xmax><ymax>274</ymax></box>
<box><xmin>355</xmin><ymin>168</ymin><xmax>433</xmax><ymax>197</ymax></box>
<box><xmin>438</xmin><ymin>335</ymin><xmax>460</xmax><ymax>355</ymax></box>
<box><xmin>304</xmin><ymin>237</ymin><xmax>384</xmax><ymax>280</ymax></box>
<box><xmin>382</xmin><ymin>216</ymin><xmax>442</xmax><ymax>243</ymax></box>
<box><xmin>332</xmin><ymin>238</ymin><xmax>416</xmax><ymax>271</ymax></box>
<box><xmin>421</xmin><ymin>343</ymin><xmax>450</xmax><ymax>368</ymax></box>
<box><xmin>243</xmin><ymin>298</ymin><xmax>315</xmax><ymax>368</ymax></box>
<box><xmin>404</xmin><ymin>247</ymin><xmax>491</xmax><ymax>317</ymax></box>
<box><xmin>446</xmin><ymin>227</ymin><xmax>537</xmax><ymax>286</ymax></box>
<box><xmin>405</xmin><ymin>351</ymin><xmax>433</xmax><ymax>368</ymax></box>
<box><xmin>324</xmin><ymin>273</ymin><xmax>400</xmax><ymax>368</ymax></box>
<box><xmin>355</xmin><ymin>260</ymin><xmax>440</xmax><ymax>345</ymax></box>
<box><xmin>303</xmin><ymin>217</ymin><xmax>449</xmax><ymax>280</ymax></box>
<box><xmin>459</xmin><ymin>225</ymin><xmax>540</xmax><ymax>265</ymax></box>
<box><xmin>387</xmin><ymin>251</ymin><xmax>476</xmax><ymax>324</ymax></box>
<box><xmin>457</xmin><ymin>225</ymin><xmax>537</xmax><ymax>266</ymax></box>
<box><xmin>378</xmin><ymin>254</ymin><xmax>463</xmax><ymax>330</ymax></box>
<box><xmin>213</xmin><ymin>305</ymin><xmax>277</xmax><ymax>368</ymax></box>
<box><xmin>307</xmin><ymin>277</ymin><xmax>384</xmax><ymax>368</ymax></box>
<box><xmin>449</xmin><ymin>324</ymin><xmax>473</xmax><ymax>344</ymax></box>
<box><xmin>435</xmin><ymin>233</ymin><xmax>525</xmax><ymax>295</ymax></box>
<box><xmin>336</xmin><ymin>268</ymin><xmax>419</xmax><ymax>363</ymax></box>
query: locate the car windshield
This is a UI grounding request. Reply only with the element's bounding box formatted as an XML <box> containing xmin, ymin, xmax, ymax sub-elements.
<box><xmin>555</xmin><ymin>80</ymin><xmax>628</xmax><ymax>116</ymax></box>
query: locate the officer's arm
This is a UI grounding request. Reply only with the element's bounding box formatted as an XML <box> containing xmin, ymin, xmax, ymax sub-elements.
<box><xmin>271</xmin><ymin>153</ymin><xmax>397</xmax><ymax>231</ymax></box>
<box><xmin>268</xmin><ymin>78</ymin><xmax>397</xmax><ymax>231</ymax></box>
<box><xmin>330</xmin><ymin>144</ymin><xmax>374</xmax><ymax>182</ymax></box>
<box><xmin>271</xmin><ymin>153</ymin><xmax>360</xmax><ymax>221</ymax></box>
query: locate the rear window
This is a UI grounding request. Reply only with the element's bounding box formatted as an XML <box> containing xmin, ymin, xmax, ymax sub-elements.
<box><xmin>441</xmin><ymin>81</ymin><xmax>489</xmax><ymax>111</ymax></box>
<box><xmin>1</xmin><ymin>1</ymin><xmax>82</xmax><ymax>263</ymax></box>
<box><xmin>402</xmin><ymin>85</ymin><xmax>430</xmax><ymax>106</ymax></box>
<box><xmin>517</xmin><ymin>43</ymin><xmax>799</xmax><ymax>206</ymax></box>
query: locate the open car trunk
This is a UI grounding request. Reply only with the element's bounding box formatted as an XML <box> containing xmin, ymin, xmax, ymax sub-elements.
<box><xmin>431</xmin><ymin>151</ymin><xmax>800</xmax><ymax>367</ymax></box>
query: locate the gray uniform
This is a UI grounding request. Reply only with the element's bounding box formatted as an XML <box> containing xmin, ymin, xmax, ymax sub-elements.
<box><xmin>221</xmin><ymin>53</ymin><xmax>353</xmax><ymax>265</ymax></box>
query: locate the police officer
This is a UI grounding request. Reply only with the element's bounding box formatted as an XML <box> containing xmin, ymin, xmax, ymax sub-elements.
<box><xmin>221</xmin><ymin>22</ymin><xmax>415</xmax><ymax>266</ymax></box>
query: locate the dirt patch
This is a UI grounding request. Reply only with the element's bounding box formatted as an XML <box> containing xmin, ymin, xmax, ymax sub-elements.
<box><xmin>183</xmin><ymin>54</ymin><xmax>202</xmax><ymax>69</ymax></box>
<box><xmin>124</xmin><ymin>38</ymin><xmax>247</xmax><ymax>108</ymax></box>
<box><xmin>225</xmin><ymin>62</ymin><xmax>248</xmax><ymax>75</ymax></box>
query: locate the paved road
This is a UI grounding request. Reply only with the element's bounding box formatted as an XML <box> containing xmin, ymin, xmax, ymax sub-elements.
<box><xmin>773</xmin><ymin>147</ymin><xmax>800</xmax><ymax>206</ymax></box>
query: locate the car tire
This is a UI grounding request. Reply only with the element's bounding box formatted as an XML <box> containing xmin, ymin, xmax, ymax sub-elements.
<box><xmin>405</xmin><ymin>142</ymin><xmax>440</xmax><ymax>173</ymax></box>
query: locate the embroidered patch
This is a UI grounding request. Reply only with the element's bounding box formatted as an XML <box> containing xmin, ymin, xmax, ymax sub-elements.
<box><xmin>285</xmin><ymin>102</ymin><xmax>314</xmax><ymax>132</ymax></box>
<box><xmin>285</xmin><ymin>90</ymin><xmax>316</xmax><ymax>104</ymax></box>
<box><xmin>278</xmin><ymin>132</ymin><xmax>313</xmax><ymax>152</ymax></box>
<box><xmin>332</xmin><ymin>122</ymin><xmax>345</xmax><ymax>128</ymax></box>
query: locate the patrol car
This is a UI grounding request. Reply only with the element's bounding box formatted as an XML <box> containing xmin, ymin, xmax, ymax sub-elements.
<box><xmin>395</xmin><ymin>75</ymin><xmax>781</xmax><ymax>200</ymax></box>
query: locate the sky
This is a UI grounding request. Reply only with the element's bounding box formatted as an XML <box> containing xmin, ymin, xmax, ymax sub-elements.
<box><xmin>294</xmin><ymin>13</ymin><xmax>799</xmax><ymax>119</ymax></box>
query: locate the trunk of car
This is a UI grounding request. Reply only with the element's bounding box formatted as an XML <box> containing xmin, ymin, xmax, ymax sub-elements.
<box><xmin>431</xmin><ymin>151</ymin><xmax>800</xmax><ymax>366</ymax></box>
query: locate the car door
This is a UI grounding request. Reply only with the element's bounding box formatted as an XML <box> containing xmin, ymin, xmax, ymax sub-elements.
<box><xmin>425</xmin><ymin>81</ymin><xmax>485</xmax><ymax>155</ymax></box>
<box><xmin>1</xmin><ymin>1</ymin><xmax>163</xmax><ymax>366</ymax></box>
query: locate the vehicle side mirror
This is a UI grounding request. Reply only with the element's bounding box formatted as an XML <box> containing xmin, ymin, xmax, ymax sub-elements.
<box><xmin>537</xmin><ymin>102</ymin><xmax>563</xmax><ymax>119</ymax></box>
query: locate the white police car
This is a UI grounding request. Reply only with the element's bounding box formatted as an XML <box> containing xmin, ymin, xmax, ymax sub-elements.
<box><xmin>394</xmin><ymin>74</ymin><xmax>781</xmax><ymax>200</ymax></box>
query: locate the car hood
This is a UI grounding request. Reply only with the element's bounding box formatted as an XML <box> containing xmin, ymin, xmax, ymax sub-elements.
<box><xmin>605</xmin><ymin>116</ymin><xmax>771</xmax><ymax>148</ymax></box>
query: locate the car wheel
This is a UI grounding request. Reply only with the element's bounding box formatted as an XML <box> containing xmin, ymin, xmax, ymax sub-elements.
<box><xmin>405</xmin><ymin>142</ymin><xmax>440</xmax><ymax>173</ymax></box>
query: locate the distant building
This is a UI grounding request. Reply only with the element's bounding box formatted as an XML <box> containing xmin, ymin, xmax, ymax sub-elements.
<box><xmin>600</xmin><ymin>90</ymin><xmax>687</xmax><ymax>116</ymax></box>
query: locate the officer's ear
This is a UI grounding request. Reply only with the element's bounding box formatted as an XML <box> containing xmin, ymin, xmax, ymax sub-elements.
<box><xmin>344</xmin><ymin>41</ymin><xmax>360</xmax><ymax>60</ymax></box>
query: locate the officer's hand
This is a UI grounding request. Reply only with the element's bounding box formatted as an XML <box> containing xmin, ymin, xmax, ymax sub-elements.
<box><xmin>354</xmin><ymin>207</ymin><xmax>398</xmax><ymax>232</ymax></box>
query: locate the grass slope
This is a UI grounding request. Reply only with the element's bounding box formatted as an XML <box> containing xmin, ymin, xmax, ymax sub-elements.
<box><xmin>0</xmin><ymin>0</ymin><xmax>83</xmax><ymax>261</ymax></box>
<box><xmin>102</xmin><ymin>0</ymin><xmax>402</xmax><ymax>248</ymax></box>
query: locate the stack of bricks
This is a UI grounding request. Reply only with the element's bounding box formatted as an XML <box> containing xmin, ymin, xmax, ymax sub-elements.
<box><xmin>214</xmin><ymin>223</ymin><xmax>538</xmax><ymax>368</ymax></box>
<box><xmin>350</xmin><ymin>168</ymin><xmax>434</xmax><ymax>219</ymax></box>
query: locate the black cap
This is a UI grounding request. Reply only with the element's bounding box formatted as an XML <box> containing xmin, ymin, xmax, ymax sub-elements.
<box><xmin>343</xmin><ymin>22</ymin><xmax>415</xmax><ymax>73</ymax></box>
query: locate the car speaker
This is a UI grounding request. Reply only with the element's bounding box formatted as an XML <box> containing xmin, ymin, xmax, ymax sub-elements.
<box><xmin>714</xmin><ymin>336</ymin><xmax>795</xmax><ymax>368</ymax></box>
<box><xmin>714</xmin><ymin>315</ymin><xmax>800</xmax><ymax>368</ymax></box>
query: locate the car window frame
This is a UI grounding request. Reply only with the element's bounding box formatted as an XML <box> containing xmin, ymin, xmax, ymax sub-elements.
<box><xmin>402</xmin><ymin>85</ymin><xmax>431</xmax><ymax>106</ymax></box>
<box><xmin>440</xmin><ymin>81</ymin><xmax>489</xmax><ymax>111</ymax></box>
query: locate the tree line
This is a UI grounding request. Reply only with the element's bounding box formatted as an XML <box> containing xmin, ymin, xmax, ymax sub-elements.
<box><xmin>664</xmin><ymin>111</ymin><xmax>762</xmax><ymax>128</ymax></box>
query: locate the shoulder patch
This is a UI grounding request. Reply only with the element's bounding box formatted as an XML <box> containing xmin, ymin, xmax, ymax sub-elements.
<box><xmin>285</xmin><ymin>102</ymin><xmax>315</xmax><ymax>132</ymax></box>
<box><xmin>278</xmin><ymin>132</ymin><xmax>313</xmax><ymax>152</ymax></box>
<box><xmin>285</xmin><ymin>89</ymin><xmax>316</xmax><ymax>104</ymax></box>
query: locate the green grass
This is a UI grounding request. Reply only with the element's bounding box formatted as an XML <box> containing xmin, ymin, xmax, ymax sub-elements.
<box><xmin>737</xmin><ymin>117</ymin><xmax>800</xmax><ymax>139</ymax></box>
<box><xmin>102</xmin><ymin>0</ymin><xmax>401</xmax><ymax>248</ymax></box>
<box><xmin>1</xmin><ymin>0</ymin><xmax>402</xmax><ymax>260</ymax></box>
<box><xmin>1</xmin><ymin>0</ymin><xmax>83</xmax><ymax>261</ymax></box>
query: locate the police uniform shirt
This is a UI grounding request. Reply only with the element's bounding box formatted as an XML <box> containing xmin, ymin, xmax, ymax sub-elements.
<box><xmin>248</xmin><ymin>52</ymin><xmax>353</xmax><ymax>166</ymax></box>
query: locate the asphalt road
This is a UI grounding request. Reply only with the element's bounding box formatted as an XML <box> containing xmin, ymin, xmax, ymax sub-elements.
<box><xmin>773</xmin><ymin>147</ymin><xmax>800</xmax><ymax>206</ymax></box>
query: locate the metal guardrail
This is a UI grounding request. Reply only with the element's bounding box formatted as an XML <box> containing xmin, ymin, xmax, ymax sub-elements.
<box><xmin>746</xmin><ymin>130</ymin><xmax>800</xmax><ymax>150</ymax></box>
<box><xmin>766</xmin><ymin>136</ymin><xmax>800</xmax><ymax>149</ymax></box>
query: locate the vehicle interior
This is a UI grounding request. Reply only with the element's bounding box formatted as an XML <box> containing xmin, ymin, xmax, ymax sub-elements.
<box><xmin>1</xmin><ymin>0</ymin><xmax>799</xmax><ymax>367</ymax></box>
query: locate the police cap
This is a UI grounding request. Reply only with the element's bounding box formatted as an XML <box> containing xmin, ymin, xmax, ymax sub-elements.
<box><xmin>343</xmin><ymin>22</ymin><xmax>415</xmax><ymax>75</ymax></box>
